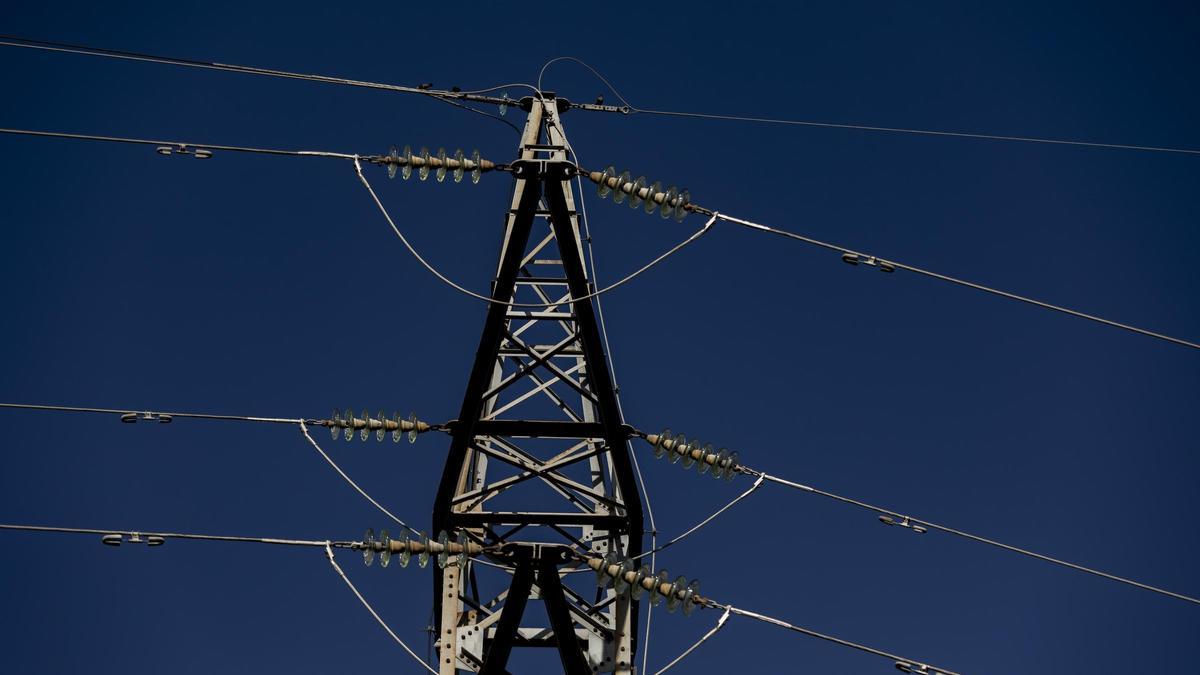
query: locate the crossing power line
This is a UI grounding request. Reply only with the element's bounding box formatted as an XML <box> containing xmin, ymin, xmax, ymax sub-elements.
<box><xmin>538</xmin><ymin>55</ymin><xmax>1200</xmax><ymax>156</ymax></box>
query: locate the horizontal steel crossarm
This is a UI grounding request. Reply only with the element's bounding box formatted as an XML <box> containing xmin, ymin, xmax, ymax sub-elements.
<box><xmin>515</xmin><ymin>283</ymin><xmax>575</xmax><ymax>335</ymax></box>
<box><xmin>449</xmin><ymin>512</ymin><xmax>626</xmax><ymax>528</ymax></box>
<box><xmin>472</xmin><ymin>582</ymin><xmax>611</xmax><ymax>641</ymax></box>
<box><xmin>497</xmin><ymin>345</ymin><xmax>582</xmax><ymax>356</ymax></box>
<box><xmin>504</xmin><ymin>310</ymin><xmax>576</xmax><ymax>321</ymax></box>
<box><xmin>515</xmin><ymin>278</ymin><xmax>569</xmax><ymax>287</ymax></box>
<box><xmin>469</xmin><ymin>419</ymin><xmax>604</xmax><ymax>438</ymax></box>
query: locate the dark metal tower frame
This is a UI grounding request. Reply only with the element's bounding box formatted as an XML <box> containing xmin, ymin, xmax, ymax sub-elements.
<box><xmin>431</xmin><ymin>96</ymin><xmax>644</xmax><ymax>674</ymax></box>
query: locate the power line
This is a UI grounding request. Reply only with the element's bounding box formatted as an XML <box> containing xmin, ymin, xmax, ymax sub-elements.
<box><xmin>0</xmin><ymin>522</ymin><xmax>353</xmax><ymax>548</ymax></box>
<box><xmin>0</xmin><ymin>35</ymin><xmax>531</xmax><ymax>108</ymax></box>
<box><xmin>540</xmin><ymin>56</ymin><xmax>1200</xmax><ymax>156</ymax></box>
<box><xmin>0</xmin><ymin>127</ymin><xmax>360</xmax><ymax>160</ymax></box>
<box><xmin>706</xmin><ymin>211</ymin><xmax>1200</xmax><ymax>351</ymax></box>
<box><xmin>0</xmin><ymin>523</ymin><xmax>437</xmax><ymax>674</ymax></box>
<box><xmin>0</xmin><ymin>405</ymin><xmax>423</xmax><ymax>537</ymax></box>
<box><xmin>323</xmin><ymin>544</ymin><xmax>440</xmax><ymax>675</ymax></box>
<box><xmin>629</xmin><ymin>474</ymin><xmax>764</xmax><ymax>562</ymax></box>
<box><xmin>714</xmin><ymin>602</ymin><xmax>958</xmax><ymax>675</ymax></box>
<box><xmin>430</xmin><ymin>95</ymin><xmax>523</xmax><ymax>135</ymax></box>
<box><xmin>653</xmin><ymin>606</ymin><xmax>730</xmax><ymax>675</ymax></box>
<box><xmin>583</xmin><ymin>167</ymin><xmax>1200</xmax><ymax>352</ymax></box>
<box><xmin>744</xmin><ymin>468</ymin><xmax>1200</xmax><ymax>607</ymax></box>
<box><xmin>634</xmin><ymin>431</ymin><xmax>1200</xmax><ymax>607</ymax></box>
<box><xmin>590</xmin><ymin>552</ymin><xmax>960</xmax><ymax>674</ymax></box>
<box><xmin>636</xmin><ymin>107</ymin><xmax>1200</xmax><ymax>156</ymax></box>
<box><xmin>299</xmin><ymin>422</ymin><xmax>421</xmax><ymax>537</ymax></box>
<box><xmin>0</xmin><ymin>401</ymin><xmax>307</xmax><ymax>424</ymax></box>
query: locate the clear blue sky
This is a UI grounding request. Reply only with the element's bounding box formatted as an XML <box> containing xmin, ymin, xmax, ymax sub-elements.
<box><xmin>1</xmin><ymin>2</ymin><xmax>1198</xmax><ymax>673</ymax></box>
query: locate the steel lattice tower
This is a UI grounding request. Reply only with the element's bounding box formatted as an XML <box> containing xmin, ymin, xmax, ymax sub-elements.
<box><xmin>430</xmin><ymin>95</ymin><xmax>644</xmax><ymax>674</ymax></box>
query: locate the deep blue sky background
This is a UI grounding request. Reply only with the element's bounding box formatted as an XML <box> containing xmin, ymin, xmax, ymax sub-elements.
<box><xmin>2</xmin><ymin>2</ymin><xmax>1198</xmax><ymax>673</ymax></box>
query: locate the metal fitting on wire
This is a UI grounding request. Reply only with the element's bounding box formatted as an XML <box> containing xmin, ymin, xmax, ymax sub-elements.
<box><xmin>154</xmin><ymin>144</ymin><xmax>212</xmax><ymax>159</ymax></box>
<box><xmin>100</xmin><ymin>532</ymin><xmax>165</xmax><ymax>547</ymax></box>
<box><xmin>643</xmin><ymin>429</ymin><xmax>740</xmax><ymax>480</ymax></box>
<box><xmin>325</xmin><ymin>408</ymin><xmax>432</xmax><ymax>443</ymax></box>
<box><xmin>119</xmin><ymin>412</ymin><xmax>172</xmax><ymax>424</ymax></box>
<box><xmin>358</xmin><ymin>528</ymin><xmax>477</xmax><ymax>571</ymax></box>
<box><xmin>586</xmin><ymin>166</ymin><xmax>692</xmax><ymax>222</ymax></box>
<box><xmin>878</xmin><ymin>515</ymin><xmax>927</xmax><ymax>534</ymax></box>
<box><xmin>586</xmin><ymin>553</ymin><xmax>703</xmax><ymax>615</ymax></box>
<box><xmin>373</xmin><ymin>145</ymin><xmax>496</xmax><ymax>184</ymax></box>
<box><xmin>895</xmin><ymin>661</ymin><xmax>940</xmax><ymax>674</ymax></box>
<box><xmin>841</xmin><ymin>252</ymin><xmax>895</xmax><ymax>273</ymax></box>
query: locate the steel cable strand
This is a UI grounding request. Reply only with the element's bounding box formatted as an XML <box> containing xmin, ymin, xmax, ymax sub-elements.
<box><xmin>709</xmin><ymin>211</ymin><xmax>1200</xmax><ymax>351</ymax></box>
<box><xmin>630</xmin><ymin>474</ymin><xmax>764</xmax><ymax>562</ymax></box>
<box><xmin>538</xmin><ymin>55</ymin><xmax>1200</xmax><ymax>156</ymax></box>
<box><xmin>747</xmin><ymin>468</ymin><xmax>1200</xmax><ymax>606</ymax></box>
<box><xmin>324</xmin><ymin>544</ymin><xmax>439</xmax><ymax>674</ymax></box>
<box><xmin>299</xmin><ymin>421</ymin><xmax>420</xmax><ymax>537</ymax></box>
<box><xmin>653</xmin><ymin>606</ymin><xmax>731</xmax><ymax>675</ymax></box>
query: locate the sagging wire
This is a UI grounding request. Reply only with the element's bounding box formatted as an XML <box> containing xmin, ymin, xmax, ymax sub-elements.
<box><xmin>352</xmin><ymin>154</ymin><xmax>716</xmax><ymax>308</ymax></box>
<box><xmin>299</xmin><ymin>421</ymin><xmax>421</xmax><ymax>538</ymax></box>
<box><xmin>652</xmin><ymin>606</ymin><xmax>731</xmax><ymax>675</ymax></box>
<box><xmin>629</xmin><ymin>474</ymin><xmax>764</xmax><ymax>562</ymax></box>
<box><xmin>0</xmin><ymin>405</ymin><xmax>424</xmax><ymax>539</ymax></box>
<box><xmin>324</xmin><ymin>544</ymin><xmax>439</xmax><ymax>675</ymax></box>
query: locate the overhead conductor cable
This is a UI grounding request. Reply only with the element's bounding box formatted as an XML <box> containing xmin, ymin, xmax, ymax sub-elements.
<box><xmin>748</xmin><ymin>467</ymin><xmax>1200</xmax><ymax>606</ymax></box>
<box><xmin>634</xmin><ymin>428</ymin><xmax>1200</xmax><ymax>606</ymax></box>
<box><xmin>0</xmin><ymin>403</ymin><xmax>425</xmax><ymax>537</ymax></box>
<box><xmin>0</xmin><ymin>34</ymin><xmax>533</xmax><ymax>108</ymax></box>
<box><xmin>583</xmin><ymin>167</ymin><xmax>1199</xmax><ymax>351</ymax></box>
<box><xmin>540</xmin><ymin>55</ymin><xmax>1200</xmax><ymax>155</ymax></box>
<box><xmin>0</xmin><ymin>523</ymin><xmax>436</xmax><ymax>674</ymax></box>
<box><xmin>587</xmin><ymin>552</ymin><xmax>960</xmax><ymax>675</ymax></box>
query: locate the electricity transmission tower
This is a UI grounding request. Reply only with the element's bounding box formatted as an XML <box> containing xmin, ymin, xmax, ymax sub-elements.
<box><xmin>430</xmin><ymin>94</ymin><xmax>644</xmax><ymax>674</ymax></box>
